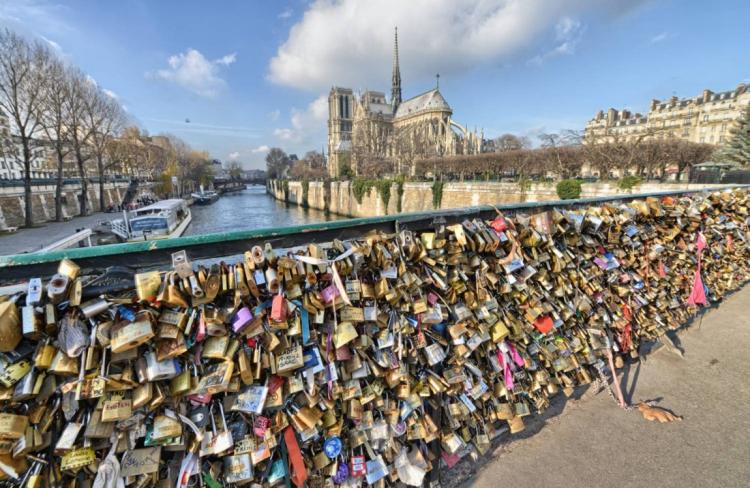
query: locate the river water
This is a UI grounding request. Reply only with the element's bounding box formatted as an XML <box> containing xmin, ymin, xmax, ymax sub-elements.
<box><xmin>0</xmin><ymin>186</ymin><xmax>342</xmax><ymax>256</ymax></box>
<box><xmin>186</xmin><ymin>185</ymin><xmax>338</xmax><ymax>236</ymax></box>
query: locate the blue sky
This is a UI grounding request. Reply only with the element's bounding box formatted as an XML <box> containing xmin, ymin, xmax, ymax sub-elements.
<box><xmin>1</xmin><ymin>0</ymin><xmax>748</xmax><ymax>169</ymax></box>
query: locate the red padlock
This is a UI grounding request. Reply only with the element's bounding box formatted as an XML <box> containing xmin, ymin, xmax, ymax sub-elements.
<box><xmin>271</xmin><ymin>294</ymin><xmax>287</xmax><ymax>323</ymax></box>
<box><xmin>350</xmin><ymin>455</ymin><xmax>366</xmax><ymax>477</ymax></box>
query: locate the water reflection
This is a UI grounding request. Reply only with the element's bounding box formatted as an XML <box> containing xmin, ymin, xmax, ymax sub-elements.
<box><xmin>186</xmin><ymin>185</ymin><xmax>339</xmax><ymax>236</ymax></box>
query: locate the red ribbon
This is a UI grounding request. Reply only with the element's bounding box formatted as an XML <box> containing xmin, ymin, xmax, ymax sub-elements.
<box><xmin>284</xmin><ymin>427</ymin><xmax>308</xmax><ymax>488</ymax></box>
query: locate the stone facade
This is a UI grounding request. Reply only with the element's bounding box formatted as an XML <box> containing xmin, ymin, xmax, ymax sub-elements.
<box><xmin>585</xmin><ymin>82</ymin><xmax>750</xmax><ymax>146</ymax></box>
<box><xmin>270</xmin><ymin>180</ymin><xmax>731</xmax><ymax>219</ymax></box>
<box><xmin>327</xmin><ymin>28</ymin><xmax>482</xmax><ymax>178</ymax></box>
<box><xmin>0</xmin><ymin>180</ymin><xmax>130</xmax><ymax>229</ymax></box>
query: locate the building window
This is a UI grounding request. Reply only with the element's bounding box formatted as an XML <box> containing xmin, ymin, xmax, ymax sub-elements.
<box><xmin>700</xmin><ymin>137</ymin><xmax>705</xmax><ymax>143</ymax></box>
<box><xmin>703</xmin><ymin>114</ymin><xmax>709</xmax><ymax>122</ymax></box>
<box><xmin>719</xmin><ymin>136</ymin><xmax>724</xmax><ymax>143</ymax></box>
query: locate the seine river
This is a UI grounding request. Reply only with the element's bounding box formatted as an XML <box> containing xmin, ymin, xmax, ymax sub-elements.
<box><xmin>186</xmin><ymin>185</ymin><xmax>340</xmax><ymax>235</ymax></box>
<box><xmin>0</xmin><ymin>185</ymin><xmax>341</xmax><ymax>256</ymax></box>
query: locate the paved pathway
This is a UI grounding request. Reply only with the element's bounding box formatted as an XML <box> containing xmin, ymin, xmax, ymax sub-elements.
<box><xmin>0</xmin><ymin>212</ymin><xmax>113</xmax><ymax>255</ymax></box>
<box><xmin>452</xmin><ymin>286</ymin><xmax>750</xmax><ymax>488</ymax></box>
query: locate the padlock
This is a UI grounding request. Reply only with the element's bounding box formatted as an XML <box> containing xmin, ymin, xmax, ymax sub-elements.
<box><xmin>0</xmin><ymin>300</ymin><xmax>22</xmax><ymax>352</ymax></box>
<box><xmin>46</xmin><ymin>273</ymin><xmax>70</xmax><ymax>304</ymax></box>
<box><xmin>144</xmin><ymin>350</ymin><xmax>180</xmax><ymax>381</ymax></box>
<box><xmin>21</xmin><ymin>305</ymin><xmax>42</xmax><ymax>339</ymax></box>
<box><xmin>200</xmin><ymin>401</ymin><xmax>233</xmax><ymax>456</ymax></box>
<box><xmin>224</xmin><ymin>453</ymin><xmax>253</xmax><ymax>483</ymax></box>
<box><xmin>110</xmin><ymin>315</ymin><xmax>154</xmax><ymax>354</ymax></box>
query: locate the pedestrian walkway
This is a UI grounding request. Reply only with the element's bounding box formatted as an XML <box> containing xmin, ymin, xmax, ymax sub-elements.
<box><xmin>452</xmin><ymin>286</ymin><xmax>750</xmax><ymax>488</ymax></box>
<box><xmin>0</xmin><ymin>212</ymin><xmax>112</xmax><ymax>255</ymax></box>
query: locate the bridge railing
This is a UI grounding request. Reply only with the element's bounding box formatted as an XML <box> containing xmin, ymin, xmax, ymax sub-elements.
<box><xmin>0</xmin><ymin>185</ymin><xmax>746</xmax><ymax>283</ymax></box>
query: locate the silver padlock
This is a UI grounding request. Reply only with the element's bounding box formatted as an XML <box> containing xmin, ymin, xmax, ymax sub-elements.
<box><xmin>80</xmin><ymin>298</ymin><xmax>109</xmax><ymax>318</ymax></box>
<box><xmin>144</xmin><ymin>350</ymin><xmax>180</xmax><ymax>381</ymax></box>
<box><xmin>21</xmin><ymin>306</ymin><xmax>42</xmax><ymax>339</ymax></box>
<box><xmin>26</xmin><ymin>278</ymin><xmax>43</xmax><ymax>306</ymax></box>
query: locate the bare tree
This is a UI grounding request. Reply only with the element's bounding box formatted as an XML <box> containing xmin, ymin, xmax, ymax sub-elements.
<box><xmin>265</xmin><ymin>147</ymin><xmax>291</xmax><ymax>179</ymax></box>
<box><xmin>39</xmin><ymin>56</ymin><xmax>72</xmax><ymax>221</ymax></box>
<box><xmin>493</xmin><ymin>133</ymin><xmax>530</xmax><ymax>152</ymax></box>
<box><xmin>63</xmin><ymin>69</ymin><xmax>98</xmax><ymax>215</ymax></box>
<box><xmin>0</xmin><ymin>29</ymin><xmax>51</xmax><ymax>227</ymax></box>
<box><xmin>87</xmin><ymin>90</ymin><xmax>125</xmax><ymax>211</ymax></box>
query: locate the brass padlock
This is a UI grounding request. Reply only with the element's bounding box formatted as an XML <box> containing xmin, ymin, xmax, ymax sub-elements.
<box><xmin>0</xmin><ymin>300</ymin><xmax>22</xmax><ymax>352</ymax></box>
<box><xmin>46</xmin><ymin>274</ymin><xmax>70</xmax><ymax>304</ymax></box>
<box><xmin>135</xmin><ymin>271</ymin><xmax>162</xmax><ymax>301</ymax></box>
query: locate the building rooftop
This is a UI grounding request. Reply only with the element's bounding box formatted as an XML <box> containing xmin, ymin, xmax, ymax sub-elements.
<box><xmin>395</xmin><ymin>88</ymin><xmax>451</xmax><ymax>119</ymax></box>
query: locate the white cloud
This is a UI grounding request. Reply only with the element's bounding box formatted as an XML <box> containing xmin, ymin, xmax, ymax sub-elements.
<box><xmin>149</xmin><ymin>48</ymin><xmax>236</xmax><ymax>97</ymax></box>
<box><xmin>228</xmin><ymin>151</ymin><xmax>240</xmax><ymax>160</ymax></box>
<box><xmin>279</xmin><ymin>8</ymin><xmax>293</xmax><ymax>19</ymax></box>
<box><xmin>102</xmin><ymin>88</ymin><xmax>118</xmax><ymax>99</ymax></box>
<box><xmin>273</xmin><ymin>128</ymin><xmax>296</xmax><ymax>141</ymax></box>
<box><xmin>527</xmin><ymin>16</ymin><xmax>584</xmax><ymax>66</ymax></box>
<box><xmin>268</xmin><ymin>0</ymin><xmax>638</xmax><ymax>91</ymax></box>
<box><xmin>216</xmin><ymin>53</ymin><xmax>237</xmax><ymax>66</ymax></box>
<box><xmin>251</xmin><ymin>145</ymin><xmax>271</xmax><ymax>154</ymax></box>
<box><xmin>273</xmin><ymin>95</ymin><xmax>328</xmax><ymax>144</ymax></box>
<box><xmin>650</xmin><ymin>32</ymin><xmax>670</xmax><ymax>44</ymax></box>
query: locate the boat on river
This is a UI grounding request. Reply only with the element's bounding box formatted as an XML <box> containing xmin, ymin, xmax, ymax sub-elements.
<box><xmin>191</xmin><ymin>189</ymin><xmax>219</xmax><ymax>205</ymax></box>
<box><xmin>108</xmin><ymin>199</ymin><xmax>191</xmax><ymax>242</ymax></box>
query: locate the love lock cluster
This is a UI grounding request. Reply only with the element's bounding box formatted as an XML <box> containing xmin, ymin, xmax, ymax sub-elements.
<box><xmin>0</xmin><ymin>189</ymin><xmax>748</xmax><ymax>487</ymax></box>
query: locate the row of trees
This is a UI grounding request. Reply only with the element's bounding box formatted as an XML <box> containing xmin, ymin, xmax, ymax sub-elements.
<box><xmin>266</xmin><ymin>148</ymin><xmax>327</xmax><ymax>180</ymax></box>
<box><xmin>108</xmin><ymin>128</ymin><xmax>215</xmax><ymax>195</ymax></box>
<box><xmin>0</xmin><ymin>29</ymin><xmax>216</xmax><ymax>227</ymax></box>
<box><xmin>413</xmin><ymin>137</ymin><xmax>714</xmax><ymax>181</ymax></box>
<box><xmin>0</xmin><ymin>29</ymin><xmax>128</xmax><ymax>226</ymax></box>
<box><xmin>268</xmin><ymin>132</ymin><xmax>718</xmax><ymax>184</ymax></box>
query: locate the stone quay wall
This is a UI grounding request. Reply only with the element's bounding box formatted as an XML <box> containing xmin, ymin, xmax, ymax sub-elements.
<box><xmin>269</xmin><ymin>180</ymin><xmax>732</xmax><ymax>218</ymax></box>
<box><xmin>0</xmin><ymin>181</ymin><xmax>131</xmax><ymax>230</ymax></box>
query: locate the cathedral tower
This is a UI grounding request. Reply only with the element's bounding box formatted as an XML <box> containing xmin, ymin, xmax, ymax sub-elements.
<box><xmin>391</xmin><ymin>27</ymin><xmax>402</xmax><ymax>112</ymax></box>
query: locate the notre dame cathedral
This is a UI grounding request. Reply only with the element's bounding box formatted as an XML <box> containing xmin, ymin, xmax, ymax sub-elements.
<box><xmin>327</xmin><ymin>28</ymin><xmax>483</xmax><ymax>178</ymax></box>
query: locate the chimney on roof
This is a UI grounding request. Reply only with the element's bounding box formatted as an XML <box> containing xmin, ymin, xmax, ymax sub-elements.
<box><xmin>703</xmin><ymin>89</ymin><xmax>713</xmax><ymax>102</ymax></box>
<box><xmin>650</xmin><ymin>99</ymin><xmax>659</xmax><ymax>111</ymax></box>
<box><xmin>737</xmin><ymin>82</ymin><xmax>747</xmax><ymax>95</ymax></box>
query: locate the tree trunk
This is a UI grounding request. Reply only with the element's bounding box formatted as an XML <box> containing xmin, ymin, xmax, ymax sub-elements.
<box><xmin>76</xmin><ymin>147</ymin><xmax>88</xmax><ymax>216</ymax></box>
<box><xmin>55</xmin><ymin>146</ymin><xmax>64</xmax><ymax>221</ymax></box>
<box><xmin>21</xmin><ymin>139</ymin><xmax>33</xmax><ymax>228</ymax></box>
<box><xmin>98</xmin><ymin>155</ymin><xmax>105</xmax><ymax>212</ymax></box>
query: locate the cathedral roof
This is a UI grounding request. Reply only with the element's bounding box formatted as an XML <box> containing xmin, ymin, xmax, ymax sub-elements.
<box><xmin>395</xmin><ymin>89</ymin><xmax>451</xmax><ymax>119</ymax></box>
<box><xmin>367</xmin><ymin>102</ymin><xmax>394</xmax><ymax>117</ymax></box>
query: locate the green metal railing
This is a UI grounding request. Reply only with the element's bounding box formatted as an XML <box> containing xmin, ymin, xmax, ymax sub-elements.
<box><xmin>0</xmin><ymin>185</ymin><xmax>746</xmax><ymax>282</ymax></box>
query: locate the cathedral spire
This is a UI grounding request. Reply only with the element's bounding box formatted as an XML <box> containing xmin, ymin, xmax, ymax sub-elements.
<box><xmin>391</xmin><ymin>26</ymin><xmax>402</xmax><ymax>111</ymax></box>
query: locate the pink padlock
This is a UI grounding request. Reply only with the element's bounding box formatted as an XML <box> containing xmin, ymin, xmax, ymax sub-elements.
<box><xmin>270</xmin><ymin>294</ymin><xmax>287</xmax><ymax>322</ymax></box>
<box><xmin>232</xmin><ymin>307</ymin><xmax>253</xmax><ymax>334</ymax></box>
<box><xmin>321</xmin><ymin>284</ymin><xmax>340</xmax><ymax>304</ymax></box>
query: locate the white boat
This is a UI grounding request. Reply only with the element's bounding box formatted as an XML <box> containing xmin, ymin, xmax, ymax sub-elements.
<box><xmin>191</xmin><ymin>189</ymin><xmax>219</xmax><ymax>205</ymax></box>
<box><xmin>109</xmin><ymin>199</ymin><xmax>192</xmax><ymax>242</ymax></box>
